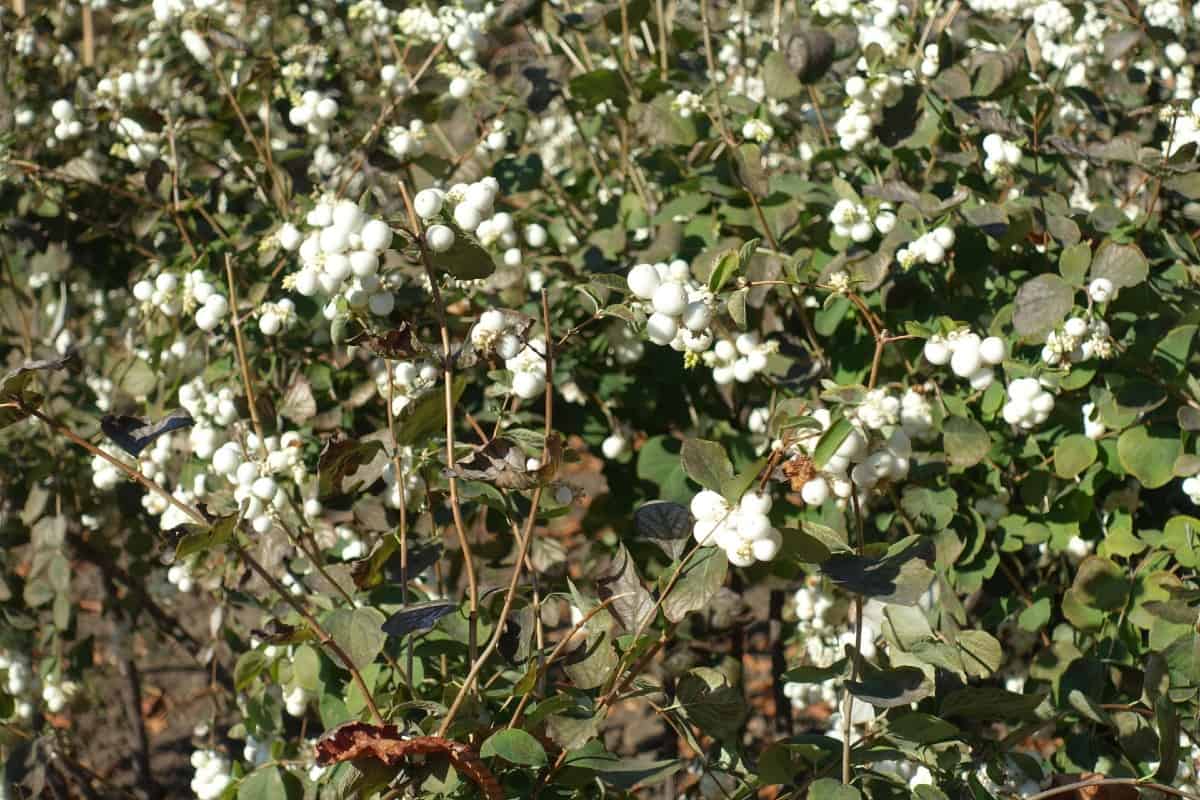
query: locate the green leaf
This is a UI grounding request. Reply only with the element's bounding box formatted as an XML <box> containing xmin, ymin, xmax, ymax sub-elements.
<box><xmin>676</xmin><ymin>667</ymin><xmax>746</xmax><ymax>741</ymax></box>
<box><xmin>234</xmin><ymin>649</ymin><xmax>267</xmax><ymax>691</ymax></box>
<box><xmin>1118</xmin><ymin>425</ymin><xmax>1181</xmax><ymax>489</ymax></box>
<box><xmin>1012</xmin><ymin>274</ymin><xmax>1073</xmax><ymax>339</ymax></box>
<box><xmin>292</xmin><ymin>644</ymin><xmax>321</xmax><ymax>691</ymax></box>
<box><xmin>662</xmin><ymin>546</ymin><xmax>727</xmax><ymax>623</ymax></box>
<box><xmin>1153</xmin><ymin>325</ymin><xmax>1196</xmax><ymax>375</ymax></box>
<box><xmin>597</xmin><ymin>544</ymin><xmax>656</xmax><ymax>633</ymax></box>
<box><xmin>569</xmin><ymin>69</ymin><xmax>628</xmax><ymax>109</ymax></box>
<box><xmin>680</xmin><ymin>438</ymin><xmax>734</xmax><ymax>494</ymax></box>
<box><xmin>175</xmin><ymin>514</ymin><xmax>237</xmax><ymax>560</ymax></box>
<box><xmin>1071</xmin><ymin>556</ymin><xmax>1129</xmax><ymax>611</ymax></box>
<box><xmin>1090</xmin><ymin>240</ymin><xmax>1148</xmax><ymax>289</ymax></box>
<box><xmin>808</xmin><ymin>778</ymin><xmax>862</xmax><ymax>800</ymax></box>
<box><xmin>888</xmin><ymin>712</ymin><xmax>962</xmax><ymax>744</ymax></box>
<box><xmin>939</xmin><ymin>687</ymin><xmax>1046</xmax><ymax>720</ymax></box>
<box><xmin>943</xmin><ymin>415</ymin><xmax>990</xmax><ymax>468</ymax></box>
<box><xmin>707</xmin><ymin>249</ymin><xmax>739</xmax><ymax>293</ymax></box>
<box><xmin>812</xmin><ymin>417</ymin><xmax>853</xmax><ymax>470</ymax></box>
<box><xmin>955</xmin><ymin>629</ymin><xmax>1003</xmax><ymax>676</ymax></box>
<box><xmin>480</xmin><ymin>729</ymin><xmax>548</xmax><ymax>767</ymax></box>
<box><xmin>763</xmin><ymin>51</ymin><xmax>804</xmax><ymax>99</ymax></box>
<box><xmin>633</xmin><ymin>501</ymin><xmax>692</xmax><ymax>560</ymax></box>
<box><xmin>727</xmin><ymin>287</ymin><xmax>749</xmax><ymax>329</ymax></box>
<box><xmin>238</xmin><ymin>766</ymin><xmax>300</xmax><ymax>800</ymax></box>
<box><xmin>637</xmin><ymin>435</ymin><xmax>690</xmax><ymax>504</ymax></box>
<box><xmin>1054</xmin><ymin>435</ymin><xmax>1098</xmax><ymax>479</ymax></box>
<box><xmin>820</xmin><ymin>538</ymin><xmax>935</xmax><ymax>606</ymax></box>
<box><xmin>324</xmin><ymin>607</ymin><xmax>387</xmax><ymax>671</ymax></box>
<box><xmin>434</xmin><ymin>234</ymin><xmax>496</xmax><ymax>280</ymax></box>
<box><xmin>394</xmin><ymin>376</ymin><xmax>467</xmax><ymax>447</ymax></box>
<box><xmin>1059</xmin><ymin>241</ymin><xmax>1092</xmax><ymax>284</ymax></box>
<box><xmin>845</xmin><ymin>666</ymin><xmax>930</xmax><ymax>707</ymax></box>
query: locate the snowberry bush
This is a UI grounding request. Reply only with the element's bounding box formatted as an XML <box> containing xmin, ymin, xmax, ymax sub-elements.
<box><xmin>3</xmin><ymin>0</ymin><xmax>1200</xmax><ymax>798</ymax></box>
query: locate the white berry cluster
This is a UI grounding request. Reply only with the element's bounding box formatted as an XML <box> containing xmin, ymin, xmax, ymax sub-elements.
<box><xmin>282</xmin><ymin>195</ymin><xmax>397</xmax><ymax>320</ymax></box>
<box><xmin>785</xmin><ymin>584</ymin><xmax>882</xmax><ymax>721</ymax></box>
<box><xmin>333</xmin><ymin>524</ymin><xmax>367</xmax><ymax>561</ymax></box>
<box><xmin>982</xmin><ymin>133</ymin><xmax>1022</xmax><ymax>176</ymax></box>
<box><xmin>386</xmin><ymin>119</ymin><xmax>427</xmax><ymax>161</ymax></box>
<box><xmin>791</xmin><ymin>407</ymin><xmax>912</xmax><ymax>506</ymax></box>
<box><xmin>506</xmin><ymin>338</ymin><xmax>549</xmax><ymax>400</ymax></box>
<box><xmin>899</xmin><ymin>387</ymin><xmax>937</xmax><ymax>441</ymax></box>
<box><xmin>1041</xmin><ymin>315</ymin><xmax>1113</xmax><ymax>367</ymax></box>
<box><xmin>284</xmin><ymin>683</ymin><xmax>316</xmax><ymax>718</ymax></box>
<box><xmin>703</xmin><ymin>333</ymin><xmax>778</xmax><ymax>385</ymax></box>
<box><xmin>1002</xmin><ymin>377</ymin><xmax>1056</xmax><ymax>430</ymax></box>
<box><xmin>396</xmin><ymin>3</ymin><xmax>492</xmax><ymax>64</ymax></box>
<box><xmin>0</xmin><ymin>651</ymin><xmax>35</xmax><ymax>722</ymax></box>
<box><xmin>372</xmin><ymin>358</ymin><xmax>440</xmax><ymax>416</ymax></box>
<box><xmin>417</xmin><ymin>179</ymin><xmax>528</xmax><ymax>270</ymax></box>
<box><xmin>830</xmin><ymin>199</ymin><xmax>895</xmax><ymax>242</ymax></box>
<box><xmin>920</xmin><ymin>43</ymin><xmax>941</xmax><ymax>77</ymax></box>
<box><xmin>132</xmin><ymin>270</ymin><xmax>231</xmax><ymax>333</ymax></box>
<box><xmin>41</xmin><ymin>674</ymin><xmax>79</xmax><ymax>713</ymax></box>
<box><xmin>112</xmin><ymin>116</ymin><xmax>161</xmax><ymax>167</ymax></box>
<box><xmin>896</xmin><ymin>226</ymin><xmax>956</xmax><ymax>269</ymax></box>
<box><xmin>923</xmin><ymin>329</ymin><xmax>1007</xmax><ymax>390</ymax></box>
<box><xmin>257</xmin><ymin>298</ymin><xmax>297</xmax><ymax>337</ymax></box>
<box><xmin>1088</xmin><ymin>277</ymin><xmax>1115</xmax><ymax>304</ymax></box>
<box><xmin>625</xmin><ymin>260</ymin><xmax>715</xmax><ymax>352</ymax></box>
<box><xmin>741</xmin><ymin>118</ymin><xmax>775</xmax><ymax>144</ymax></box>
<box><xmin>179</xmin><ymin>376</ymin><xmax>240</xmax><ymax>459</ymax></box>
<box><xmin>50</xmin><ymin>99</ymin><xmax>83</xmax><ymax>143</ymax></box>
<box><xmin>288</xmin><ymin>90</ymin><xmax>339</xmax><ymax>138</ymax></box>
<box><xmin>469</xmin><ymin>309</ymin><xmax>529</xmax><ymax>359</ymax></box>
<box><xmin>189</xmin><ymin>749</ymin><xmax>233</xmax><ymax>800</ymax></box>
<box><xmin>1182</xmin><ymin>472</ymin><xmax>1200</xmax><ymax>507</ymax></box>
<box><xmin>601</xmin><ymin>428</ymin><xmax>632</xmax><ymax>460</ymax></box>
<box><xmin>167</xmin><ymin>559</ymin><xmax>196</xmax><ymax>592</ymax></box>
<box><xmin>671</xmin><ymin>90</ymin><xmax>704</xmax><ymax>118</ymax></box>
<box><xmin>210</xmin><ymin>431</ymin><xmax>310</xmax><ymax>534</ymax></box>
<box><xmin>690</xmin><ymin>489</ymin><xmax>782</xmax><ymax>567</ymax></box>
<box><xmin>1081</xmin><ymin>401</ymin><xmax>1106</xmax><ymax>440</ymax></box>
<box><xmin>837</xmin><ymin>72</ymin><xmax>905</xmax><ymax>151</ymax></box>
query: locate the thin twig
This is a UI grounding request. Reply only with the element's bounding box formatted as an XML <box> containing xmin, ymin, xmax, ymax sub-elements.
<box><xmin>397</xmin><ymin>177</ymin><xmax>480</xmax><ymax>663</ymax></box>
<box><xmin>224</xmin><ymin>253</ymin><xmax>265</xmax><ymax>444</ymax></box>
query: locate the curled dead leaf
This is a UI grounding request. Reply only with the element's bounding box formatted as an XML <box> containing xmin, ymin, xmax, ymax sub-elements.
<box><xmin>314</xmin><ymin>723</ymin><xmax>502</xmax><ymax>800</ymax></box>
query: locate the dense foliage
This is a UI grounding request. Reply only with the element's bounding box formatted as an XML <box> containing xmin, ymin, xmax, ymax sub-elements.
<box><xmin>3</xmin><ymin>0</ymin><xmax>1200</xmax><ymax>798</ymax></box>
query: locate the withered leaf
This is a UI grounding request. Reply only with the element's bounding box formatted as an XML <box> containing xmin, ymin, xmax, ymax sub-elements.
<box><xmin>346</xmin><ymin>321</ymin><xmax>427</xmax><ymax>360</ymax></box>
<box><xmin>314</xmin><ymin>723</ymin><xmax>502</xmax><ymax>800</ymax></box>
<box><xmin>446</xmin><ymin>433</ymin><xmax>563</xmax><ymax>490</ymax></box>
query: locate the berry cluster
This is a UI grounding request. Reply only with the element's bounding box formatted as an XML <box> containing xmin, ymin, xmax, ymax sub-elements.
<box><xmin>132</xmin><ymin>270</ymin><xmax>231</xmax><ymax>333</ymax></box>
<box><xmin>50</xmin><ymin>99</ymin><xmax>83</xmax><ymax>143</ymax></box>
<box><xmin>1040</xmin><ymin>315</ymin><xmax>1113</xmax><ymax>367</ymax></box>
<box><xmin>288</xmin><ymin>90</ymin><xmax>340</xmax><ymax>138</ymax></box>
<box><xmin>703</xmin><ymin>333</ymin><xmax>777</xmax><ymax>385</ymax></box>
<box><xmin>189</xmin><ymin>749</ymin><xmax>233</xmax><ymax>800</ymax></box>
<box><xmin>830</xmin><ymin>199</ymin><xmax>895</xmax><ymax>242</ymax></box>
<box><xmin>896</xmin><ymin>225</ymin><xmax>956</xmax><ymax>269</ymax></box>
<box><xmin>982</xmin><ymin>133</ymin><xmax>1022</xmax><ymax>176</ymax></box>
<box><xmin>923</xmin><ymin>329</ymin><xmax>1007</xmax><ymax>390</ymax></box>
<box><xmin>282</xmin><ymin>195</ymin><xmax>397</xmax><ymax>320</ymax></box>
<box><xmin>1002</xmin><ymin>378</ymin><xmax>1056</xmax><ymax>430</ymax></box>
<box><xmin>210</xmin><ymin>431</ymin><xmax>310</xmax><ymax>534</ymax></box>
<box><xmin>626</xmin><ymin>260</ymin><xmax>715</xmax><ymax>351</ymax></box>
<box><xmin>690</xmin><ymin>490</ymin><xmax>782</xmax><ymax>567</ymax></box>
